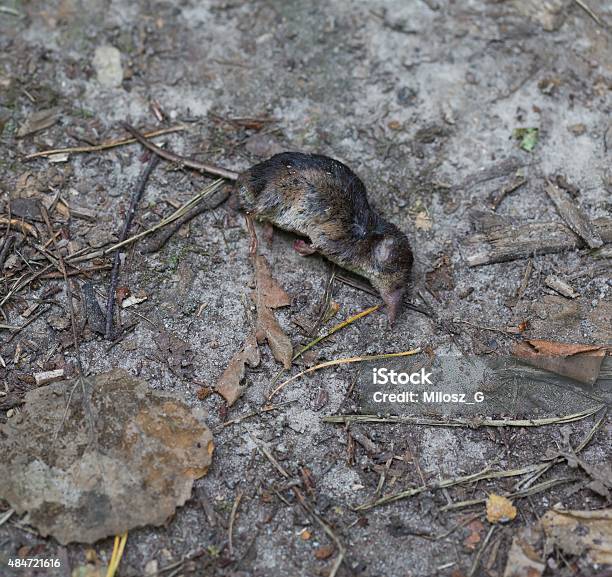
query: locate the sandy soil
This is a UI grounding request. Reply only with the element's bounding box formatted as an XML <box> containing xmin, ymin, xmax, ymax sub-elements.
<box><xmin>1</xmin><ymin>1</ymin><xmax>611</xmax><ymax>576</ymax></box>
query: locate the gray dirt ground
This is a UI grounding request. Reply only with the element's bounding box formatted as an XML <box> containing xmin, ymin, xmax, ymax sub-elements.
<box><xmin>1</xmin><ymin>1</ymin><xmax>611</xmax><ymax>576</ymax></box>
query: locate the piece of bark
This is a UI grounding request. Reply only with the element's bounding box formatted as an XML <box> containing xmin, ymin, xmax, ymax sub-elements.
<box><xmin>17</xmin><ymin>108</ymin><xmax>61</xmax><ymax>138</ymax></box>
<box><xmin>546</xmin><ymin>182</ymin><xmax>603</xmax><ymax>249</ymax></box>
<box><xmin>464</xmin><ymin>217</ymin><xmax>612</xmax><ymax>266</ymax></box>
<box><xmin>34</xmin><ymin>369</ymin><xmax>65</xmax><ymax>385</ymax></box>
<box><xmin>58</xmin><ymin>200</ymin><xmax>97</xmax><ymax>222</ymax></box>
<box><xmin>0</xmin><ymin>235</ymin><xmax>16</xmax><ymax>268</ymax></box>
<box><xmin>544</xmin><ymin>275</ymin><xmax>578</xmax><ymax>299</ymax></box>
<box><xmin>216</xmin><ymin>334</ymin><xmax>261</xmax><ymax>406</ymax></box>
<box><xmin>512</xmin><ymin>339</ymin><xmax>607</xmax><ymax>385</ymax></box>
<box><xmin>82</xmin><ymin>282</ymin><xmax>106</xmax><ymax>335</ymax></box>
<box><xmin>10</xmin><ymin>198</ymin><xmax>43</xmax><ymax>221</ymax></box>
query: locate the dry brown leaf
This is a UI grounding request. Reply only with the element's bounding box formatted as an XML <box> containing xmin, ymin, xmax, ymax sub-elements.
<box><xmin>464</xmin><ymin>519</ymin><xmax>484</xmax><ymax>549</ymax></box>
<box><xmin>255</xmin><ymin>304</ymin><xmax>293</xmax><ymax>368</ymax></box>
<box><xmin>541</xmin><ymin>509</ymin><xmax>612</xmax><ymax>565</ymax></box>
<box><xmin>314</xmin><ymin>545</ymin><xmax>335</xmax><ymax>560</ymax></box>
<box><xmin>524</xmin><ymin>339</ymin><xmax>606</xmax><ymax>357</ymax></box>
<box><xmin>14</xmin><ymin>171</ymin><xmax>46</xmax><ymax>198</ymax></box>
<box><xmin>503</xmin><ymin>527</ymin><xmax>545</xmax><ymax>577</ymax></box>
<box><xmin>513</xmin><ymin>339</ymin><xmax>607</xmax><ymax>385</ymax></box>
<box><xmin>486</xmin><ymin>494</ymin><xmax>517</xmax><ymax>524</ymax></box>
<box><xmin>216</xmin><ymin>334</ymin><xmax>261</xmax><ymax>406</ymax></box>
<box><xmin>253</xmin><ymin>254</ymin><xmax>292</xmax><ymax>368</ymax></box>
<box><xmin>254</xmin><ymin>254</ymin><xmax>291</xmax><ymax>308</ymax></box>
<box><xmin>0</xmin><ymin>369</ymin><xmax>213</xmax><ymax>544</ymax></box>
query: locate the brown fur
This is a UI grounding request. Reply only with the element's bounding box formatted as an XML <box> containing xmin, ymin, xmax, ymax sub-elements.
<box><xmin>236</xmin><ymin>152</ymin><xmax>413</xmax><ymax>321</ymax></box>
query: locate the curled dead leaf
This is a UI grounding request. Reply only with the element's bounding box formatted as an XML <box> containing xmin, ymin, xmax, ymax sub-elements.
<box><xmin>216</xmin><ymin>333</ymin><xmax>261</xmax><ymax>406</ymax></box>
<box><xmin>541</xmin><ymin>508</ymin><xmax>612</xmax><ymax>565</ymax></box>
<box><xmin>254</xmin><ymin>253</ymin><xmax>291</xmax><ymax>309</ymax></box>
<box><xmin>513</xmin><ymin>339</ymin><xmax>607</xmax><ymax>385</ymax></box>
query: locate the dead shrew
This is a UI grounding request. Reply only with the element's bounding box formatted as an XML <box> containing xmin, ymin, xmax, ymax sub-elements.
<box><xmin>124</xmin><ymin>125</ymin><xmax>414</xmax><ymax>323</ymax></box>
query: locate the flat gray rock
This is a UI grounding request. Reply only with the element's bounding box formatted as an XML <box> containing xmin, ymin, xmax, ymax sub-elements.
<box><xmin>0</xmin><ymin>369</ymin><xmax>213</xmax><ymax>544</ymax></box>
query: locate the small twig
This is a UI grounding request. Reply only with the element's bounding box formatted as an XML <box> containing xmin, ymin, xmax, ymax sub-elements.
<box><xmin>0</xmin><ymin>508</ymin><xmax>15</xmax><ymax>527</ymax></box>
<box><xmin>250</xmin><ymin>435</ymin><xmax>346</xmax><ymax>577</ymax></box>
<box><xmin>102</xmin><ymin>180</ymin><xmax>225</xmax><ymax>256</ymax></box>
<box><xmin>490</xmin><ymin>175</ymin><xmax>527</xmax><ymax>210</ymax></box>
<box><xmin>573</xmin><ymin>0</ymin><xmax>605</xmax><ymax>27</ymax></box>
<box><xmin>514</xmin><ymin>409</ymin><xmax>606</xmax><ymax>491</ymax></box>
<box><xmin>22</xmin><ymin>125</ymin><xmax>185</xmax><ymax>160</ymax></box>
<box><xmin>469</xmin><ymin>525</ymin><xmax>496</xmax><ymax>577</ymax></box>
<box><xmin>323</xmin><ymin>406</ymin><xmax>603</xmax><ymax>428</ymax></box>
<box><xmin>228</xmin><ymin>491</ymin><xmax>243</xmax><ymax>557</ymax></box>
<box><xmin>452</xmin><ymin>318</ymin><xmax>517</xmax><ymax>336</ymax></box>
<box><xmin>39</xmin><ymin>264</ymin><xmax>112</xmax><ymax>279</ymax></box>
<box><xmin>356</xmin><ymin>463</ymin><xmax>549</xmax><ymax>510</ymax></box>
<box><xmin>141</xmin><ymin>185</ymin><xmax>230</xmax><ymax>253</ymax></box>
<box><xmin>268</xmin><ymin>348</ymin><xmax>421</xmax><ymax>401</ymax></box>
<box><xmin>293</xmin><ymin>304</ymin><xmax>381</xmax><ymax>361</ymax></box>
<box><xmin>513</xmin><ymin>259</ymin><xmax>533</xmax><ymax>306</ymax></box>
<box><xmin>122</xmin><ymin>123</ymin><xmax>240</xmax><ymax>181</ymax></box>
<box><xmin>0</xmin><ymin>217</ymin><xmax>38</xmax><ymax>239</ymax></box>
<box><xmin>440</xmin><ymin>477</ymin><xmax>576</xmax><ymax>511</ymax></box>
<box><xmin>105</xmin><ymin>152</ymin><xmax>161</xmax><ymax>338</ymax></box>
<box><xmin>213</xmin><ymin>401</ymin><xmax>294</xmax><ymax>432</ymax></box>
<box><xmin>0</xmin><ymin>234</ymin><xmax>16</xmax><ymax>268</ymax></box>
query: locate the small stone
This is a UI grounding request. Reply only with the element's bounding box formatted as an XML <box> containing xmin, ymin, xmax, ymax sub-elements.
<box><xmin>568</xmin><ymin>123</ymin><xmax>586</xmax><ymax>136</ymax></box>
<box><xmin>397</xmin><ymin>86</ymin><xmax>418</xmax><ymax>106</ymax></box>
<box><xmin>144</xmin><ymin>560</ymin><xmax>158</xmax><ymax>576</ymax></box>
<box><xmin>48</xmin><ymin>315</ymin><xmax>70</xmax><ymax>331</ymax></box>
<box><xmin>92</xmin><ymin>45</ymin><xmax>123</xmax><ymax>88</ymax></box>
<box><xmin>86</xmin><ymin>227</ymin><xmax>117</xmax><ymax>248</ymax></box>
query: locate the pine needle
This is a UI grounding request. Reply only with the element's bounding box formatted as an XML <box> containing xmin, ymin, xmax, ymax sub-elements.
<box><xmin>323</xmin><ymin>405</ymin><xmax>604</xmax><ymax>428</ymax></box>
<box><xmin>23</xmin><ymin>126</ymin><xmax>185</xmax><ymax>160</ymax></box>
<box><xmin>267</xmin><ymin>348</ymin><xmax>421</xmax><ymax>401</ymax></box>
<box><xmin>268</xmin><ymin>303</ymin><xmax>382</xmax><ymax>389</ymax></box>
<box><xmin>105</xmin><ymin>532</ymin><xmax>128</xmax><ymax>577</ymax></box>
<box><xmin>293</xmin><ymin>304</ymin><xmax>381</xmax><ymax>361</ymax></box>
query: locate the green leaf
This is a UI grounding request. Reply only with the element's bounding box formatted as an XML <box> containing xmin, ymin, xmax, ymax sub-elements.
<box><xmin>512</xmin><ymin>127</ymin><xmax>539</xmax><ymax>152</ymax></box>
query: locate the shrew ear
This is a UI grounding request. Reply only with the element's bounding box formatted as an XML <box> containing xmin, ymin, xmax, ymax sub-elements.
<box><xmin>373</xmin><ymin>236</ymin><xmax>395</xmax><ymax>266</ymax></box>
